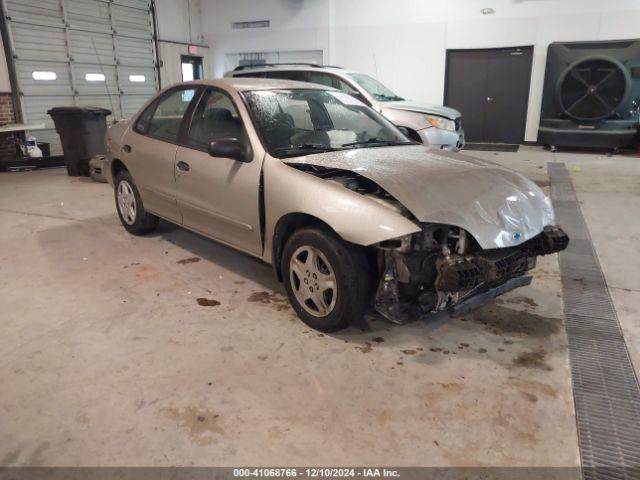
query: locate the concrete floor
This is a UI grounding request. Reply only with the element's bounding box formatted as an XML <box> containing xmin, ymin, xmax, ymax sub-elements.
<box><xmin>0</xmin><ymin>146</ymin><xmax>636</xmax><ymax>468</ymax></box>
<box><xmin>474</xmin><ymin>146</ymin><xmax>640</xmax><ymax>381</ymax></box>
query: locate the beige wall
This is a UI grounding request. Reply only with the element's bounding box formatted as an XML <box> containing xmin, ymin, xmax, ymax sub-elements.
<box><xmin>155</xmin><ymin>0</ymin><xmax>203</xmax><ymax>45</ymax></box>
<box><xmin>201</xmin><ymin>0</ymin><xmax>640</xmax><ymax>142</ymax></box>
<box><xmin>159</xmin><ymin>41</ymin><xmax>211</xmax><ymax>89</ymax></box>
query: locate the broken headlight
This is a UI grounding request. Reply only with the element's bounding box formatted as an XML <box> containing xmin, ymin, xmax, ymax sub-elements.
<box><xmin>426</xmin><ymin>115</ymin><xmax>456</xmax><ymax>131</ymax></box>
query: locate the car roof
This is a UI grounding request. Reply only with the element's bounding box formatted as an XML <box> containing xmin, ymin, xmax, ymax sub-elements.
<box><xmin>179</xmin><ymin>77</ymin><xmax>333</xmax><ymax>92</ymax></box>
<box><xmin>227</xmin><ymin>65</ymin><xmax>355</xmax><ymax>77</ymax></box>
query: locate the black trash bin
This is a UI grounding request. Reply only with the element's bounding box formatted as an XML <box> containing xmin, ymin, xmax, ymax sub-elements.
<box><xmin>47</xmin><ymin>106</ymin><xmax>111</xmax><ymax>176</ymax></box>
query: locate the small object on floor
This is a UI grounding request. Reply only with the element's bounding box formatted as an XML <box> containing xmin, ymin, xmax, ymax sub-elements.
<box><xmin>89</xmin><ymin>155</ymin><xmax>107</xmax><ymax>183</ymax></box>
<box><xmin>7</xmin><ymin>165</ymin><xmax>36</xmax><ymax>172</ymax></box>
<box><xmin>25</xmin><ymin>136</ymin><xmax>43</xmax><ymax>158</ymax></box>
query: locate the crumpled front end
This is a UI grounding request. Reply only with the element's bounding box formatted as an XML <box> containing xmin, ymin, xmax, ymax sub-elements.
<box><xmin>282</xmin><ymin>145</ymin><xmax>567</xmax><ymax>322</ymax></box>
<box><xmin>283</xmin><ymin>146</ymin><xmax>556</xmax><ymax>250</ymax></box>
<box><xmin>373</xmin><ymin>223</ymin><xmax>569</xmax><ymax>324</ymax></box>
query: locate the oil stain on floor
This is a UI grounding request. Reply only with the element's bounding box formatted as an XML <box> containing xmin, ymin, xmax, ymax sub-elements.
<box><xmin>247</xmin><ymin>291</ymin><xmax>290</xmax><ymax>311</ymax></box>
<box><xmin>160</xmin><ymin>406</ymin><xmax>224</xmax><ymax>445</ymax></box>
<box><xmin>355</xmin><ymin>342</ymin><xmax>373</xmax><ymax>354</ymax></box>
<box><xmin>512</xmin><ymin>347</ymin><xmax>553</xmax><ymax>371</ymax></box>
<box><xmin>134</xmin><ymin>265</ymin><xmax>161</xmax><ymax>280</ymax></box>
<box><xmin>468</xmin><ymin>304</ymin><xmax>561</xmax><ymax>338</ymax></box>
<box><xmin>197</xmin><ymin>298</ymin><xmax>221</xmax><ymax>307</ymax></box>
<box><xmin>500</xmin><ymin>296</ymin><xmax>539</xmax><ymax>308</ymax></box>
<box><xmin>176</xmin><ymin>257</ymin><xmax>201</xmax><ymax>265</ymax></box>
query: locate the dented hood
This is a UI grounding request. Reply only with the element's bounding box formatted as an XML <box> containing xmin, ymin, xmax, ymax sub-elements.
<box><xmin>384</xmin><ymin>100</ymin><xmax>461</xmax><ymax>120</ymax></box>
<box><xmin>284</xmin><ymin>145</ymin><xmax>554</xmax><ymax>249</ymax></box>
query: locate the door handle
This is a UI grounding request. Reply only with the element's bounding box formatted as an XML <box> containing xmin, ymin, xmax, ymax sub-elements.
<box><xmin>122</xmin><ymin>144</ymin><xmax>132</xmax><ymax>153</ymax></box>
<box><xmin>486</xmin><ymin>97</ymin><xmax>494</xmax><ymax>102</ymax></box>
<box><xmin>176</xmin><ymin>161</ymin><xmax>190</xmax><ymax>172</ymax></box>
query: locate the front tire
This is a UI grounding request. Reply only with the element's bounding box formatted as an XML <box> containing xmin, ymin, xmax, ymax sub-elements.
<box><xmin>114</xmin><ymin>170</ymin><xmax>158</xmax><ymax>235</ymax></box>
<box><xmin>282</xmin><ymin>227</ymin><xmax>371</xmax><ymax>332</ymax></box>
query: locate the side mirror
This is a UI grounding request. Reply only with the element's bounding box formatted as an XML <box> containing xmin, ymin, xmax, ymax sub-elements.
<box><xmin>209</xmin><ymin>138</ymin><xmax>251</xmax><ymax>162</ymax></box>
<box><xmin>397</xmin><ymin>126</ymin><xmax>410</xmax><ymax>137</ymax></box>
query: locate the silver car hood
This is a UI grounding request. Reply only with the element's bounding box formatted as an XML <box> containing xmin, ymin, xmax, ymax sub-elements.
<box><xmin>284</xmin><ymin>145</ymin><xmax>554</xmax><ymax>249</ymax></box>
<box><xmin>385</xmin><ymin>100</ymin><xmax>461</xmax><ymax>120</ymax></box>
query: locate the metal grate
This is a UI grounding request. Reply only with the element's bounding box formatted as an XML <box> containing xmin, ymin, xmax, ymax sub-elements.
<box><xmin>549</xmin><ymin>162</ymin><xmax>640</xmax><ymax>480</ymax></box>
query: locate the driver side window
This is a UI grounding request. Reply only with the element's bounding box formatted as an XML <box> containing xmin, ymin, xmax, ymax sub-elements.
<box><xmin>187</xmin><ymin>88</ymin><xmax>244</xmax><ymax>149</ymax></box>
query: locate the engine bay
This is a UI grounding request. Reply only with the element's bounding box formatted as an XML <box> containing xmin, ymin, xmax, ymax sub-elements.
<box><xmin>375</xmin><ymin>224</ymin><xmax>569</xmax><ymax>323</ymax></box>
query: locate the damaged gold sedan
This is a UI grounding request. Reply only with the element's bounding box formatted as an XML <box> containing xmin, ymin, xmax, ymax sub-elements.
<box><xmin>105</xmin><ymin>79</ymin><xmax>568</xmax><ymax>332</ymax></box>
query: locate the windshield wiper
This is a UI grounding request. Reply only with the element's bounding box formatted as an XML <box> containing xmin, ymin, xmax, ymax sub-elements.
<box><xmin>376</xmin><ymin>94</ymin><xmax>404</xmax><ymax>102</ymax></box>
<box><xmin>273</xmin><ymin>144</ymin><xmax>342</xmax><ymax>154</ymax></box>
<box><xmin>341</xmin><ymin>138</ymin><xmax>412</xmax><ymax>148</ymax></box>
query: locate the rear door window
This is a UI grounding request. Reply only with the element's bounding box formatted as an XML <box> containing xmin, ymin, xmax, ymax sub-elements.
<box><xmin>134</xmin><ymin>103</ymin><xmax>155</xmax><ymax>134</ymax></box>
<box><xmin>137</xmin><ymin>87</ymin><xmax>198</xmax><ymax>142</ymax></box>
<box><xmin>333</xmin><ymin>77</ymin><xmax>356</xmax><ymax>93</ymax></box>
<box><xmin>234</xmin><ymin>71</ymin><xmax>266</xmax><ymax>78</ymax></box>
<box><xmin>308</xmin><ymin>72</ymin><xmax>357</xmax><ymax>93</ymax></box>
<box><xmin>263</xmin><ymin>70</ymin><xmax>308</xmax><ymax>82</ymax></box>
<box><xmin>308</xmin><ymin>72</ymin><xmax>334</xmax><ymax>88</ymax></box>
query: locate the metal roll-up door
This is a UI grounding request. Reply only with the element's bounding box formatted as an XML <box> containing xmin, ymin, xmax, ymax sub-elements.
<box><xmin>1</xmin><ymin>0</ymin><xmax>158</xmax><ymax>154</ymax></box>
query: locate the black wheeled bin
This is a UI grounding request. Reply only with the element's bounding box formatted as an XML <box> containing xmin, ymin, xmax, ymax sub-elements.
<box><xmin>47</xmin><ymin>107</ymin><xmax>111</xmax><ymax>176</ymax></box>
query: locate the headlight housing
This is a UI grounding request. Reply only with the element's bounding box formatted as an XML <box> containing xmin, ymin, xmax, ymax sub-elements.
<box><xmin>426</xmin><ymin>115</ymin><xmax>456</xmax><ymax>131</ymax></box>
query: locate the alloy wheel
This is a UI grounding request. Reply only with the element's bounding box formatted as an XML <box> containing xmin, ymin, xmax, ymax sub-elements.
<box><xmin>289</xmin><ymin>245</ymin><xmax>337</xmax><ymax>317</ymax></box>
<box><xmin>117</xmin><ymin>180</ymin><xmax>137</xmax><ymax>225</ymax></box>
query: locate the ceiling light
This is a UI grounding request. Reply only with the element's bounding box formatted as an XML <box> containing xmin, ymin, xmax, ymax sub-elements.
<box><xmin>85</xmin><ymin>73</ymin><xmax>106</xmax><ymax>82</ymax></box>
<box><xmin>32</xmin><ymin>71</ymin><xmax>57</xmax><ymax>81</ymax></box>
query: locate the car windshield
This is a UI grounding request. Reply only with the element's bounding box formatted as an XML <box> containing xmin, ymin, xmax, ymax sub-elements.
<box><xmin>344</xmin><ymin>73</ymin><xmax>403</xmax><ymax>102</ymax></box>
<box><xmin>243</xmin><ymin>89</ymin><xmax>412</xmax><ymax>158</ymax></box>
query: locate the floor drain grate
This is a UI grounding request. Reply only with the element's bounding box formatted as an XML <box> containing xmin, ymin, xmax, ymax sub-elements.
<box><xmin>549</xmin><ymin>162</ymin><xmax>640</xmax><ymax>480</ymax></box>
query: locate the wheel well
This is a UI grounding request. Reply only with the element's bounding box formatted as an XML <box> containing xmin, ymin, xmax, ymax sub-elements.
<box><xmin>272</xmin><ymin>213</ymin><xmax>337</xmax><ymax>282</ymax></box>
<box><xmin>111</xmin><ymin>159</ymin><xmax>127</xmax><ymax>178</ymax></box>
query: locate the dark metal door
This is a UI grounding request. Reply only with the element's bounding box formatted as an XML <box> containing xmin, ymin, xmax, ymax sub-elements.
<box><xmin>444</xmin><ymin>50</ymin><xmax>489</xmax><ymax>143</ymax></box>
<box><xmin>445</xmin><ymin>47</ymin><xmax>533</xmax><ymax>144</ymax></box>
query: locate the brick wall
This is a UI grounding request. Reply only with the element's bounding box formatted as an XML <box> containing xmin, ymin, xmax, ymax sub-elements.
<box><xmin>0</xmin><ymin>92</ymin><xmax>16</xmax><ymax>162</ymax></box>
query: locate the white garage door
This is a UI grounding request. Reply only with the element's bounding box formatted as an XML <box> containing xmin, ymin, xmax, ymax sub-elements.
<box><xmin>2</xmin><ymin>0</ymin><xmax>158</xmax><ymax>154</ymax></box>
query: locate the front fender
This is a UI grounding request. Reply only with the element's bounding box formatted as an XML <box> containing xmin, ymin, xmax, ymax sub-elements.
<box><xmin>263</xmin><ymin>157</ymin><xmax>420</xmax><ymax>263</ymax></box>
<box><xmin>380</xmin><ymin>107</ymin><xmax>432</xmax><ymax>131</ymax></box>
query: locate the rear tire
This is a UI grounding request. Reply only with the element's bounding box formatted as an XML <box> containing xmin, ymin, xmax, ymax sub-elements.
<box><xmin>282</xmin><ymin>226</ymin><xmax>371</xmax><ymax>332</ymax></box>
<box><xmin>114</xmin><ymin>170</ymin><xmax>158</xmax><ymax>235</ymax></box>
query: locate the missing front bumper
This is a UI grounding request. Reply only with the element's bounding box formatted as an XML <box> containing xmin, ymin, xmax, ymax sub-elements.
<box><xmin>426</xmin><ymin>274</ymin><xmax>533</xmax><ymax>321</ymax></box>
<box><xmin>373</xmin><ymin>225</ymin><xmax>567</xmax><ymax>325</ymax></box>
<box><xmin>375</xmin><ymin>261</ymin><xmax>533</xmax><ymax>324</ymax></box>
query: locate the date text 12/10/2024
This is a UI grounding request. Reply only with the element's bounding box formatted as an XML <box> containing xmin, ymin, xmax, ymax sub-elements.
<box><xmin>233</xmin><ymin>468</ymin><xmax>400</xmax><ymax>478</ymax></box>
